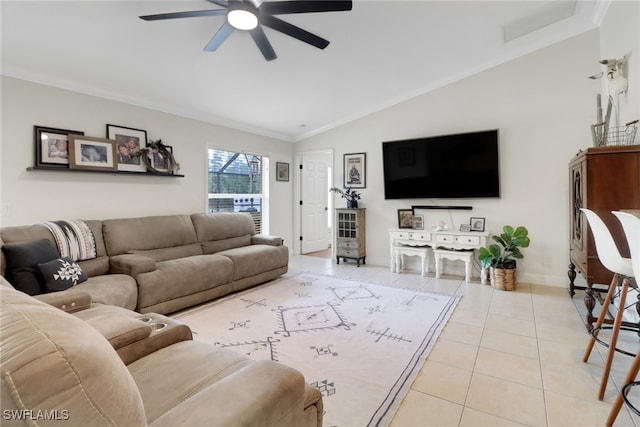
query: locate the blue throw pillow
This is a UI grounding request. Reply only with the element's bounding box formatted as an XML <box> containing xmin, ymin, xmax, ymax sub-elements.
<box><xmin>2</xmin><ymin>239</ymin><xmax>60</xmax><ymax>295</ymax></box>
<box><xmin>38</xmin><ymin>257</ymin><xmax>88</xmax><ymax>292</ymax></box>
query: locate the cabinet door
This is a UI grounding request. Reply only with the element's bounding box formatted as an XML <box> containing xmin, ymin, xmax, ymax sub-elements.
<box><xmin>570</xmin><ymin>159</ymin><xmax>586</xmax><ymax>252</ymax></box>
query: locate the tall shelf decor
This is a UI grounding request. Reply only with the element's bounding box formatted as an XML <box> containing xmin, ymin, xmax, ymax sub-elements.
<box><xmin>335</xmin><ymin>208</ymin><xmax>366</xmax><ymax>266</ymax></box>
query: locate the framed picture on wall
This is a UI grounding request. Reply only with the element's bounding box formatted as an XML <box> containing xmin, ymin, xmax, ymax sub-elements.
<box><xmin>107</xmin><ymin>124</ymin><xmax>148</xmax><ymax>172</ymax></box>
<box><xmin>276</xmin><ymin>162</ymin><xmax>290</xmax><ymax>181</ymax></box>
<box><xmin>343</xmin><ymin>152</ymin><xmax>366</xmax><ymax>188</ymax></box>
<box><xmin>34</xmin><ymin>125</ymin><xmax>84</xmax><ymax>168</ymax></box>
<box><xmin>68</xmin><ymin>135</ymin><xmax>117</xmax><ymax>171</ymax></box>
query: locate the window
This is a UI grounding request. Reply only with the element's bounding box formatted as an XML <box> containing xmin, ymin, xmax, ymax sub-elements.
<box><xmin>207</xmin><ymin>149</ymin><xmax>268</xmax><ymax>233</ymax></box>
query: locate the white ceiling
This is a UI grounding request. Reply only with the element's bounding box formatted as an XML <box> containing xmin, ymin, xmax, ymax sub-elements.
<box><xmin>1</xmin><ymin>1</ymin><xmax>609</xmax><ymax>142</ymax></box>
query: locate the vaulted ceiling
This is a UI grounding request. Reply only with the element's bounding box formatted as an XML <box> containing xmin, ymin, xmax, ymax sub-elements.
<box><xmin>1</xmin><ymin>1</ymin><xmax>610</xmax><ymax>141</ymax></box>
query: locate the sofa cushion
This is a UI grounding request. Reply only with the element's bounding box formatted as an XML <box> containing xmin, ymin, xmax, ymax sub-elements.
<box><xmin>0</xmin><ymin>283</ymin><xmax>147</xmax><ymax>427</ymax></box>
<box><xmin>74</xmin><ymin>274</ymin><xmax>138</xmax><ymax>310</ymax></box>
<box><xmin>38</xmin><ymin>257</ymin><xmax>88</xmax><ymax>291</ymax></box>
<box><xmin>2</xmin><ymin>238</ymin><xmax>59</xmax><ymax>295</ymax></box>
<box><xmin>218</xmin><ymin>244</ymin><xmax>289</xmax><ymax>280</ymax></box>
<box><xmin>135</xmin><ymin>254</ymin><xmax>234</xmax><ymax>312</ymax></box>
<box><xmin>103</xmin><ymin>215</ymin><xmax>198</xmax><ymax>256</ymax></box>
<box><xmin>191</xmin><ymin>213</ymin><xmax>255</xmax><ymax>253</ymax></box>
<box><xmin>129</xmin><ymin>341</ymin><xmax>306</xmax><ymax>426</ymax></box>
<box><xmin>128</xmin><ymin>243</ymin><xmax>202</xmax><ymax>262</ymax></box>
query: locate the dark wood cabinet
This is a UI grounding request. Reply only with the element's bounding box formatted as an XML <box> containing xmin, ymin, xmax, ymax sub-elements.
<box><xmin>568</xmin><ymin>145</ymin><xmax>640</xmax><ymax>329</ymax></box>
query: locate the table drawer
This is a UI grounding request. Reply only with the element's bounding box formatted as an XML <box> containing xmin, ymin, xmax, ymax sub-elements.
<box><xmin>435</xmin><ymin>234</ymin><xmax>455</xmax><ymax>244</ymax></box>
<box><xmin>337</xmin><ymin>239</ymin><xmax>359</xmax><ymax>248</ymax></box>
<box><xmin>337</xmin><ymin>248</ymin><xmax>361</xmax><ymax>257</ymax></box>
<box><xmin>456</xmin><ymin>235</ymin><xmax>480</xmax><ymax>245</ymax></box>
<box><xmin>391</xmin><ymin>231</ymin><xmax>431</xmax><ymax>241</ymax></box>
<box><xmin>408</xmin><ymin>232</ymin><xmax>431</xmax><ymax>241</ymax></box>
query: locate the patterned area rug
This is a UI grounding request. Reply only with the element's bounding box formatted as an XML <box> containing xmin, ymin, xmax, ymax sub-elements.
<box><xmin>174</xmin><ymin>273</ymin><xmax>459</xmax><ymax>427</ymax></box>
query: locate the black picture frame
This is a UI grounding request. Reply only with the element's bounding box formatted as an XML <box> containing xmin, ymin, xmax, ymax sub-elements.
<box><xmin>470</xmin><ymin>217</ymin><xmax>486</xmax><ymax>232</ymax></box>
<box><xmin>343</xmin><ymin>152</ymin><xmax>366</xmax><ymax>188</ymax></box>
<box><xmin>276</xmin><ymin>162</ymin><xmax>289</xmax><ymax>182</ymax></box>
<box><xmin>107</xmin><ymin>124</ymin><xmax>148</xmax><ymax>173</ymax></box>
<box><xmin>34</xmin><ymin>125</ymin><xmax>84</xmax><ymax>168</ymax></box>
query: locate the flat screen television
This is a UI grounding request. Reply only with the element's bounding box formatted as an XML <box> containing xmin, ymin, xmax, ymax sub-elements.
<box><xmin>382</xmin><ymin>129</ymin><xmax>500</xmax><ymax>199</ymax></box>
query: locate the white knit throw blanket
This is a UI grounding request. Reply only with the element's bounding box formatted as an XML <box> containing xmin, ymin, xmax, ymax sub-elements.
<box><xmin>43</xmin><ymin>219</ymin><xmax>97</xmax><ymax>261</ymax></box>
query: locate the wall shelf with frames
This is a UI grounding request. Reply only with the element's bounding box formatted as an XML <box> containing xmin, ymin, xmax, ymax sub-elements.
<box><xmin>27</xmin><ymin>166</ymin><xmax>184</xmax><ymax>177</ymax></box>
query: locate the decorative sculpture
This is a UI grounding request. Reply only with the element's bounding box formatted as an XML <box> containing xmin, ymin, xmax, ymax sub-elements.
<box><xmin>589</xmin><ymin>57</ymin><xmax>632</xmax><ymax>146</ymax></box>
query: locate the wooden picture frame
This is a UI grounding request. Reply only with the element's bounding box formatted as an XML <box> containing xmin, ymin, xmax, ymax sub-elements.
<box><xmin>276</xmin><ymin>162</ymin><xmax>289</xmax><ymax>182</ymax></box>
<box><xmin>470</xmin><ymin>217</ymin><xmax>486</xmax><ymax>232</ymax></box>
<box><xmin>68</xmin><ymin>135</ymin><xmax>117</xmax><ymax>171</ymax></box>
<box><xmin>107</xmin><ymin>124</ymin><xmax>148</xmax><ymax>172</ymax></box>
<box><xmin>343</xmin><ymin>152</ymin><xmax>366</xmax><ymax>188</ymax></box>
<box><xmin>34</xmin><ymin>126</ymin><xmax>84</xmax><ymax>168</ymax></box>
<box><xmin>398</xmin><ymin>209</ymin><xmax>413</xmax><ymax>229</ymax></box>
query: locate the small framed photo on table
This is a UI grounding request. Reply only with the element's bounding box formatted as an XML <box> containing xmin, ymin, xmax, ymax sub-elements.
<box><xmin>470</xmin><ymin>217</ymin><xmax>486</xmax><ymax>232</ymax></box>
<box><xmin>398</xmin><ymin>209</ymin><xmax>413</xmax><ymax>229</ymax></box>
<box><xmin>412</xmin><ymin>215</ymin><xmax>424</xmax><ymax>230</ymax></box>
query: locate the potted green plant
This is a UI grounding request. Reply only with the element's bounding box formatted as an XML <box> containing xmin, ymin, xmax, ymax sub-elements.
<box><xmin>478</xmin><ymin>225</ymin><xmax>530</xmax><ymax>291</ymax></box>
<box><xmin>330</xmin><ymin>187</ymin><xmax>361</xmax><ymax>208</ymax></box>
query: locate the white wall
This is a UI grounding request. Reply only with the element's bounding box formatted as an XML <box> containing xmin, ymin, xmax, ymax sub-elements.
<box><xmin>296</xmin><ymin>30</ymin><xmax>602</xmax><ymax>286</ymax></box>
<box><xmin>598</xmin><ymin>0</ymin><xmax>640</xmax><ymax>126</ymax></box>
<box><xmin>0</xmin><ymin>77</ymin><xmax>295</xmax><ymax>245</ymax></box>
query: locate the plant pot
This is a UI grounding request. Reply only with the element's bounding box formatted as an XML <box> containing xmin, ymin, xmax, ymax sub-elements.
<box><xmin>489</xmin><ymin>266</ymin><xmax>517</xmax><ymax>291</ymax></box>
<box><xmin>347</xmin><ymin>200</ymin><xmax>358</xmax><ymax>209</ymax></box>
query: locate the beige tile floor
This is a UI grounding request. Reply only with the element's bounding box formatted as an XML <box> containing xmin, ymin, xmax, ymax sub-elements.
<box><xmin>288</xmin><ymin>254</ymin><xmax>640</xmax><ymax>427</ymax></box>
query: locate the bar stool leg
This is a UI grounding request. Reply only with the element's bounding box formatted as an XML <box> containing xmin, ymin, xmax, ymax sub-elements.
<box><xmin>598</xmin><ymin>277</ymin><xmax>630</xmax><ymax>401</ymax></box>
<box><xmin>606</xmin><ymin>349</ymin><xmax>640</xmax><ymax>426</ymax></box>
<box><xmin>584</xmin><ymin>273</ymin><xmax>620</xmax><ymax>362</ymax></box>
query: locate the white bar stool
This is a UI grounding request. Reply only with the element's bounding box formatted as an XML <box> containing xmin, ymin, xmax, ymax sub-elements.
<box><xmin>580</xmin><ymin>209</ymin><xmax>636</xmax><ymax>401</ymax></box>
<box><xmin>606</xmin><ymin>211</ymin><xmax>640</xmax><ymax>426</ymax></box>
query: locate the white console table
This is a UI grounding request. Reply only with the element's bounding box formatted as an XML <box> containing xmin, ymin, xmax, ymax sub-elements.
<box><xmin>389</xmin><ymin>229</ymin><xmax>490</xmax><ymax>284</ymax></box>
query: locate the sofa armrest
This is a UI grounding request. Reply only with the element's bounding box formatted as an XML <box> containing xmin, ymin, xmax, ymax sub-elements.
<box><xmin>251</xmin><ymin>234</ymin><xmax>283</xmax><ymax>246</ymax></box>
<box><xmin>34</xmin><ymin>289</ymin><xmax>92</xmax><ymax>313</ymax></box>
<box><xmin>110</xmin><ymin>254</ymin><xmax>156</xmax><ymax>276</ymax></box>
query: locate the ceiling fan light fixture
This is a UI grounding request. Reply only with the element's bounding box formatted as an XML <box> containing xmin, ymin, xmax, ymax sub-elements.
<box><xmin>228</xmin><ymin>3</ymin><xmax>258</xmax><ymax>30</ymax></box>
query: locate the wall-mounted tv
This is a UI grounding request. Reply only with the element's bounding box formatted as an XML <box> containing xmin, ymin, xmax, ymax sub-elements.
<box><xmin>382</xmin><ymin>129</ymin><xmax>500</xmax><ymax>199</ymax></box>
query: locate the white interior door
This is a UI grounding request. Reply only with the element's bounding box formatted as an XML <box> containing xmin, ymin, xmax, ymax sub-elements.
<box><xmin>300</xmin><ymin>151</ymin><xmax>331</xmax><ymax>254</ymax></box>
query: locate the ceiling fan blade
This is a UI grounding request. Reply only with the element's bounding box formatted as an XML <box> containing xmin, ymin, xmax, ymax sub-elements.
<box><xmin>261</xmin><ymin>15</ymin><xmax>329</xmax><ymax>49</ymax></box>
<box><xmin>140</xmin><ymin>9</ymin><xmax>227</xmax><ymax>21</ymax></box>
<box><xmin>249</xmin><ymin>26</ymin><xmax>277</xmax><ymax>61</ymax></box>
<box><xmin>206</xmin><ymin>0</ymin><xmax>229</xmax><ymax>7</ymax></box>
<box><xmin>260</xmin><ymin>1</ymin><xmax>352</xmax><ymax>15</ymax></box>
<box><xmin>204</xmin><ymin>22</ymin><xmax>235</xmax><ymax>51</ymax></box>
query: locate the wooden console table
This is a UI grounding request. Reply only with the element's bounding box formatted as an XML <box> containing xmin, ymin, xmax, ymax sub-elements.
<box><xmin>389</xmin><ymin>229</ymin><xmax>490</xmax><ymax>283</ymax></box>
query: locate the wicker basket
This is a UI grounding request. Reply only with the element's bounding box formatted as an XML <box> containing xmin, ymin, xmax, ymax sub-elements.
<box><xmin>489</xmin><ymin>267</ymin><xmax>517</xmax><ymax>291</ymax></box>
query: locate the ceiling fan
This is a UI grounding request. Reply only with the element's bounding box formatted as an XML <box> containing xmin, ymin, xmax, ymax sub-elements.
<box><xmin>139</xmin><ymin>0</ymin><xmax>353</xmax><ymax>61</ymax></box>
